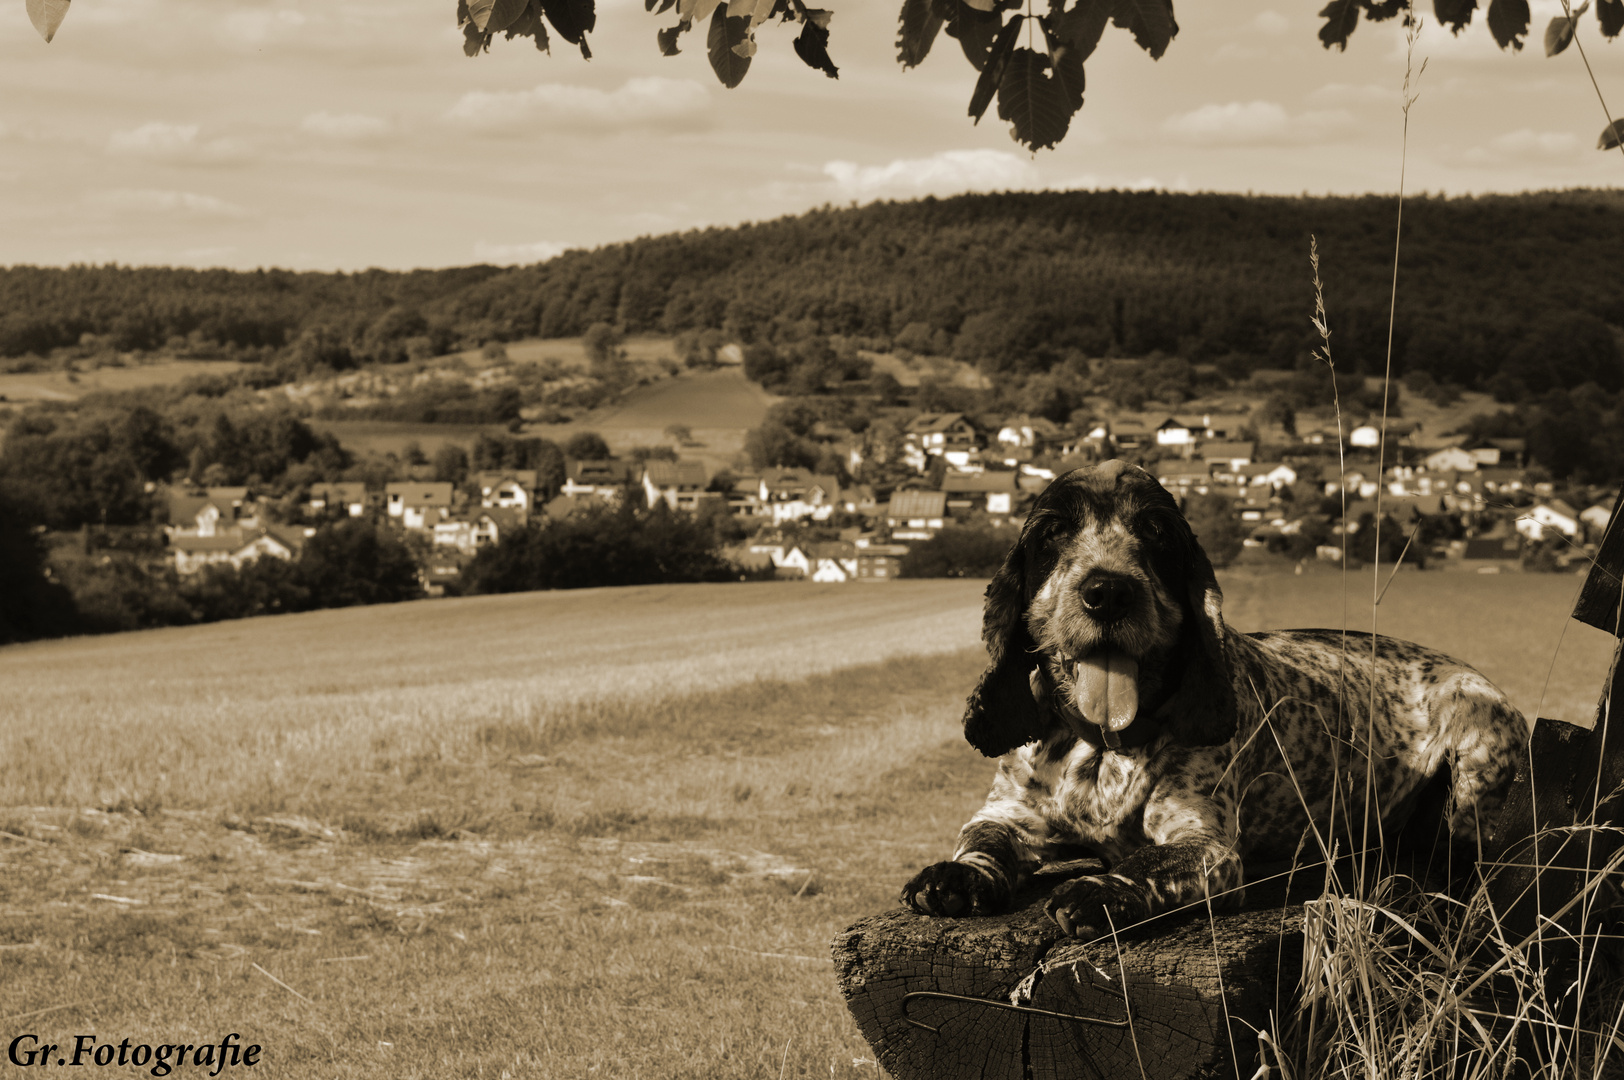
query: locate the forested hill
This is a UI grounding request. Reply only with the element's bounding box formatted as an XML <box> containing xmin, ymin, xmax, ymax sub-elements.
<box><xmin>5</xmin><ymin>188</ymin><xmax>1623</xmax><ymax>385</ymax></box>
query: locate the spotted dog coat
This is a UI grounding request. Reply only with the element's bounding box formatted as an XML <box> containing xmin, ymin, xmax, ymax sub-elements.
<box><xmin>902</xmin><ymin>460</ymin><xmax>1528</xmax><ymax>940</ymax></box>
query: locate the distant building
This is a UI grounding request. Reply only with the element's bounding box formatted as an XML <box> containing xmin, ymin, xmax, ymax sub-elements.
<box><xmin>307</xmin><ymin>482</ymin><xmax>368</xmax><ymax>518</ymax></box>
<box><xmin>885</xmin><ymin>490</ymin><xmax>947</xmax><ymax>540</ymax></box>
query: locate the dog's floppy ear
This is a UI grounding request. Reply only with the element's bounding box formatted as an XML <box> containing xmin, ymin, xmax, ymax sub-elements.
<box><xmin>962</xmin><ymin>533</ymin><xmax>1049</xmax><ymax>757</ymax></box>
<box><xmin>1156</xmin><ymin>525</ymin><xmax>1238</xmax><ymax>746</ymax></box>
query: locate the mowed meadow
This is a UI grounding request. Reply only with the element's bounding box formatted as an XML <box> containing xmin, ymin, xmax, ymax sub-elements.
<box><xmin>0</xmin><ymin>572</ymin><xmax>1614</xmax><ymax>1079</ymax></box>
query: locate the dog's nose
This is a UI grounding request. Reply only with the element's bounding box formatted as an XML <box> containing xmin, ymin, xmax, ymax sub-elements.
<box><xmin>1080</xmin><ymin>573</ymin><xmax>1136</xmax><ymax>622</ymax></box>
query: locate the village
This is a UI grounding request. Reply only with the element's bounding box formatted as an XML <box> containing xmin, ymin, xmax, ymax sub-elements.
<box><xmin>159</xmin><ymin>406</ymin><xmax>1619</xmax><ymax>594</ymax></box>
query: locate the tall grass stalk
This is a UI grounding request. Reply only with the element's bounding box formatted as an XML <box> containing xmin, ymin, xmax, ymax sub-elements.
<box><xmin>1275</xmin><ymin>13</ymin><xmax>1624</xmax><ymax>1077</ymax></box>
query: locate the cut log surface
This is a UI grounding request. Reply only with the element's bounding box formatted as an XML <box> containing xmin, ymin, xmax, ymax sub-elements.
<box><xmin>833</xmin><ymin>870</ymin><xmax>1305</xmax><ymax>1080</ymax></box>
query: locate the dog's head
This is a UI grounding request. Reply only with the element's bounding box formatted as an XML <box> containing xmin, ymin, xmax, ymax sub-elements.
<box><xmin>963</xmin><ymin>459</ymin><xmax>1236</xmax><ymax>756</ymax></box>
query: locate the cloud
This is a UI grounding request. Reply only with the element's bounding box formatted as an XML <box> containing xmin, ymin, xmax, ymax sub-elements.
<box><xmin>88</xmin><ymin>188</ymin><xmax>251</xmax><ymax>218</ymax></box>
<box><xmin>1253</xmin><ymin>10</ymin><xmax>1290</xmax><ymax>36</ymax></box>
<box><xmin>820</xmin><ymin>150</ymin><xmax>1039</xmax><ymax>200</ymax></box>
<box><xmin>299</xmin><ymin>112</ymin><xmax>394</xmax><ymax>142</ymax></box>
<box><xmin>218</xmin><ymin>8</ymin><xmax>309</xmax><ymax>47</ymax></box>
<box><xmin>1461</xmin><ymin>128</ymin><xmax>1581</xmax><ymax>163</ymax></box>
<box><xmin>473</xmin><ymin>241</ymin><xmax>569</xmax><ymax>265</ymax></box>
<box><xmin>1161</xmin><ymin>101</ymin><xmax>1355</xmax><ymax>145</ymax></box>
<box><xmin>1308</xmin><ymin>82</ymin><xmax>1396</xmax><ymax>106</ymax></box>
<box><xmin>445</xmin><ymin>77</ymin><xmax>711</xmax><ymax>135</ymax></box>
<box><xmin>106</xmin><ymin>122</ymin><xmax>251</xmax><ymax>164</ymax></box>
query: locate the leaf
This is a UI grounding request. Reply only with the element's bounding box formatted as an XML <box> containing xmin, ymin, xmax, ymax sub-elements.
<box><xmin>968</xmin><ymin>13</ymin><xmax>1022</xmax><ymax>122</ymax></box>
<box><xmin>1601</xmin><ymin>118</ymin><xmax>1624</xmax><ymax>149</ymax></box>
<box><xmin>1486</xmin><ymin>0</ymin><xmax>1530</xmax><ymax>48</ymax></box>
<box><xmin>963</xmin><ymin>0</ymin><xmax>997</xmax><ymax>9</ymax></box>
<box><xmin>736</xmin><ymin>0</ymin><xmax>776</xmax><ymax>27</ymax></box>
<box><xmin>1545</xmin><ymin>12</ymin><xmax>1577</xmax><ymax>51</ymax></box>
<box><xmin>1046</xmin><ymin>23</ymin><xmax>1086</xmax><ymax>111</ymax></box>
<box><xmin>1600</xmin><ymin>0</ymin><xmax>1624</xmax><ymax>38</ymax></box>
<box><xmin>470</xmin><ymin>0</ymin><xmax>531</xmax><ymax>31</ymax></box>
<box><xmin>463</xmin><ymin>21</ymin><xmax>493</xmax><ymax>54</ymax></box>
<box><xmin>1363</xmin><ymin>0</ymin><xmax>1408</xmax><ymax>22</ymax></box>
<box><xmin>897</xmin><ymin>0</ymin><xmax>946</xmax><ymax>68</ymax></box>
<box><xmin>997</xmin><ymin>48</ymin><xmax>1074</xmax><ymax>150</ymax></box>
<box><xmin>458</xmin><ymin>0</ymin><xmax>471</xmax><ymax>25</ymax></box>
<box><xmin>1545</xmin><ymin>2</ymin><xmax>1586</xmax><ymax>51</ymax></box>
<box><xmin>679</xmin><ymin>0</ymin><xmax>724</xmax><ymax>21</ymax></box>
<box><xmin>1433</xmin><ymin>0</ymin><xmax>1476</xmax><ymax>32</ymax></box>
<box><xmin>658</xmin><ymin>22</ymin><xmax>686</xmax><ymax>52</ymax></box>
<box><xmin>707</xmin><ymin>4</ymin><xmax>754</xmax><ymax>87</ymax></box>
<box><xmin>1054</xmin><ymin>0</ymin><xmax>1110</xmax><ymax>62</ymax></box>
<box><xmin>1317</xmin><ymin>0</ymin><xmax>1361</xmax><ymax>49</ymax></box>
<box><xmin>26</xmin><ymin>0</ymin><xmax>71</xmax><ymax>43</ymax></box>
<box><xmin>946</xmin><ymin>0</ymin><xmax>1002</xmax><ymax>70</ymax></box>
<box><xmin>802</xmin><ymin>7</ymin><xmax>833</xmax><ymax>28</ymax></box>
<box><xmin>794</xmin><ymin>17</ymin><xmax>840</xmax><ymax>77</ymax></box>
<box><xmin>1111</xmin><ymin>0</ymin><xmax>1177</xmax><ymax>59</ymax></box>
<box><xmin>541</xmin><ymin>0</ymin><xmax>595</xmax><ymax>43</ymax></box>
<box><xmin>501</xmin><ymin>0</ymin><xmax>552</xmax><ymax>49</ymax></box>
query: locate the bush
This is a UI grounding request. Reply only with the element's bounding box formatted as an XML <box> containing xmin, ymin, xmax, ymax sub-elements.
<box><xmin>462</xmin><ymin>501</ymin><xmax>737</xmax><ymax>593</ymax></box>
<box><xmin>899</xmin><ymin>526</ymin><xmax>1016</xmax><ymax>578</ymax></box>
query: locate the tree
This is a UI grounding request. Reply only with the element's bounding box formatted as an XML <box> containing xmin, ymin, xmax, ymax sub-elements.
<box><xmin>1182</xmin><ymin>494</ymin><xmax>1248</xmax><ymax>567</ymax></box>
<box><xmin>564</xmin><ymin>430</ymin><xmax>612</xmax><ymax>460</ymax></box>
<box><xmin>900</xmin><ymin>526</ymin><xmax>1016</xmax><ymax>578</ymax></box>
<box><xmin>462</xmin><ymin>501</ymin><xmax>736</xmax><ymax>593</ymax></box>
<box><xmin>297</xmin><ymin>519</ymin><xmax>423</xmax><ymax>608</ymax></box>
<box><xmin>0</xmin><ymin>496</ymin><xmax>78</xmax><ymax>643</ymax></box>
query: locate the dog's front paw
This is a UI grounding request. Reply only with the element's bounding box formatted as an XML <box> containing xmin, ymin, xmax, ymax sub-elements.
<box><xmin>901</xmin><ymin>860</ymin><xmax>1009</xmax><ymax>917</ymax></box>
<box><xmin>1044</xmin><ymin>874</ymin><xmax>1149</xmax><ymax>939</ymax></box>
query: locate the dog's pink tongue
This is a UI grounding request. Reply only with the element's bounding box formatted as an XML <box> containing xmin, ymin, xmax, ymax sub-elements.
<box><xmin>1076</xmin><ymin>651</ymin><xmax>1140</xmax><ymax>734</ymax></box>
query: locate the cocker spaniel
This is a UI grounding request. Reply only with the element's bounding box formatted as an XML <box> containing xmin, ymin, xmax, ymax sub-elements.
<box><xmin>903</xmin><ymin>460</ymin><xmax>1528</xmax><ymax>940</ymax></box>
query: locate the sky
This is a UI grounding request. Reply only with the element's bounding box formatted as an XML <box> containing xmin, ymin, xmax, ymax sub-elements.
<box><xmin>0</xmin><ymin>0</ymin><xmax>1620</xmax><ymax>270</ymax></box>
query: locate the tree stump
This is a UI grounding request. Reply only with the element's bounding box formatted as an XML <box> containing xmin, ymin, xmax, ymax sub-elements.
<box><xmin>833</xmin><ymin>862</ymin><xmax>1308</xmax><ymax>1080</ymax></box>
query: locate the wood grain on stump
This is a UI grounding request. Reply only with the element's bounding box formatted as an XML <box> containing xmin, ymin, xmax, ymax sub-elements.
<box><xmin>833</xmin><ymin>868</ymin><xmax>1306</xmax><ymax>1080</ymax></box>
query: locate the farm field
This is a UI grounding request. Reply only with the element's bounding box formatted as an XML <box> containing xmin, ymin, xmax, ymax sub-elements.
<box><xmin>0</xmin><ymin>359</ymin><xmax>247</xmax><ymax>402</ymax></box>
<box><xmin>0</xmin><ymin>572</ymin><xmax>1613</xmax><ymax>1078</ymax></box>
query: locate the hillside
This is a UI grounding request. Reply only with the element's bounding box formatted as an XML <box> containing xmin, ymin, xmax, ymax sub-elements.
<box><xmin>5</xmin><ymin>190</ymin><xmax>1623</xmax><ymax>391</ymax></box>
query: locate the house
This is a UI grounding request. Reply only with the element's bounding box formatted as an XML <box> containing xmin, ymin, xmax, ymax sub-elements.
<box><xmin>1477</xmin><ymin>468</ymin><xmax>1524</xmax><ymax>495</ymax></box>
<box><xmin>172</xmin><ymin>524</ymin><xmax>311</xmax><ymax>575</ymax></box>
<box><xmin>1154</xmin><ymin>417</ymin><xmax>1195</xmax><ymax>448</ymax></box>
<box><xmin>838</xmin><ymin>484</ymin><xmax>882</xmax><ymax>518</ymax></box>
<box><xmin>1581</xmin><ymin>502</ymin><xmax>1615</xmax><ymax>539</ymax></box>
<box><xmin>1238</xmin><ymin>462</ymin><xmax>1297</xmax><ymax>490</ymax></box>
<box><xmin>641</xmin><ymin>460</ymin><xmax>714</xmax><ymax>513</ymax></box>
<box><xmin>856</xmin><ymin>542</ymin><xmax>908</xmax><ymax>581</ymax></box>
<box><xmin>560</xmin><ymin>459</ymin><xmax>633</xmax><ymax>501</ymax></box>
<box><xmin>805</xmin><ymin>541</ymin><xmax>860</xmax><ymax>583</ymax></box>
<box><xmin>1423</xmin><ymin>447</ymin><xmax>1479</xmax><ymax>474</ymax></box>
<box><xmin>758</xmin><ymin>468</ymin><xmax>841</xmax><ymax>524</ymax></box>
<box><xmin>995</xmin><ymin>416</ymin><xmax>1064</xmax><ymax>451</ymax></box>
<box><xmin>726</xmin><ymin>474</ymin><xmax>764</xmax><ymax>518</ymax></box>
<box><xmin>474</xmin><ymin>470</ymin><xmax>539</xmax><ymax>514</ymax></box>
<box><xmin>1156</xmin><ymin>462</ymin><xmax>1212</xmax><ymax>495</ymax></box>
<box><xmin>307</xmin><ymin>482</ymin><xmax>368</xmax><ymax>518</ymax></box>
<box><xmin>942</xmin><ymin>472</ymin><xmax>1021</xmax><ymax>517</ymax></box>
<box><xmin>434</xmin><ymin>506</ymin><xmax>526</xmax><ymax>554</ymax></box>
<box><xmin>1456</xmin><ymin>536</ymin><xmax>1520</xmax><ymax>573</ymax></box>
<box><xmin>167</xmin><ymin>487</ymin><xmax>256</xmax><ymax>537</ymax></box>
<box><xmin>1517</xmin><ymin>500</ymin><xmax>1580</xmax><ymax>541</ymax></box>
<box><xmin>1350</xmin><ymin>419</ymin><xmax>1421</xmax><ymax>449</ymax></box>
<box><xmin>386</xmin><ymin>482</ymin><xmax>454</xmax><ymax>530</ymax></box>
<box><xmin>903</xmin><ymin>412</ymin><xmax>979</xmax><ymax>472</ymax></box>
<box><xmin>1201</xmin><ymin>442</ymin><xmax>1255</xmax><ymax>470</ymax></box>
<box><xmin>885</xmin><ymin>489</ymin><xmax>947</xmax><ymax>540</ymax></box>
<box><xmin>1109</xmin><ymin>420</ymin><xmax>1150</xmax><ymax>450</ymax></box>
<box><xmin>775</xmin><ymin>545</ymin><xmax>813</xmax><ymax>578</ymax></box>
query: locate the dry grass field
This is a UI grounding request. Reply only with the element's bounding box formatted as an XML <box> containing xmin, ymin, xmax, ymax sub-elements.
<box><xmin>0</xmin><ymin>572</ymin><xmax>1612</xmax><ymax>1079</ymax></box>
<box><xmin>0</xmin><ymin>360</ymin><xmax>249</xmax><ymax>403</ymax></box>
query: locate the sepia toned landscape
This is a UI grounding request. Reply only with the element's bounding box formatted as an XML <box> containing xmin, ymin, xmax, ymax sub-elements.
<box><xmin>1</xmin><ymin>570</ymin><xmax>1613</xmax><ymax>1078</ymax></box>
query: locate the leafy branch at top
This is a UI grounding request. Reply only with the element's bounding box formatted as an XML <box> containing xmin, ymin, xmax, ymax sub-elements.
<box><xmin>20</xmin><ymin>0</ymin><xmax>1621</xmax><ymax>154</ymax></box>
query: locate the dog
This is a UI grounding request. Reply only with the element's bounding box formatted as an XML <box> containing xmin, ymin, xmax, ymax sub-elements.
<box><xmin>902</xmin><ymin>460</ymin><xmax>1529</xmax><ymax>940</ymax></box>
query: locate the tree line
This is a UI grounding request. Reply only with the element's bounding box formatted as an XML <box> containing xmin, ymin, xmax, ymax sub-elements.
<box><xmin>6</xmin><ymin>190</ymin><xmax>1623</xmax><ymax>397</ymax></box>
